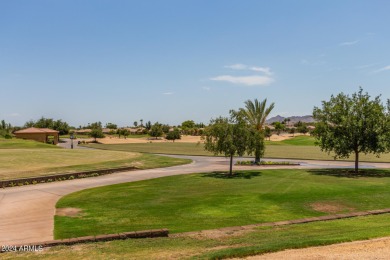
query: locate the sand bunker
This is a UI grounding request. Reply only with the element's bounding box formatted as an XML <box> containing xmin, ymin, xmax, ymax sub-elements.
<box><xmin>94</xmin><ymin>133</ymin><xmax>304</xmax><ymax>145</ymax></box>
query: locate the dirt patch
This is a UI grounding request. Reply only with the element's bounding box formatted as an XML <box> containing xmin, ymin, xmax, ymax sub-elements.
<box><xmin>56</xmin><ymin>207</ymin><xmax>83</xmax><ymax>217</ymax></box>
<box><xmin>172</xmin><ymin>227</ymin><xmax>253</xmax><ymax>240</ymax></box>
<box><xmin>206</xmin><ymin>243</ymin><xmax>252</xmax><ymax>252</ymax></box>
<box><xmin>269</xmin><ymin>133</ymin><xmax>306</xmax><ymax>141</ymax></box>
<box><xmin>310</xmin><ymin>202</ymin><xmax>355</xmax><ymax>214</ymax></box>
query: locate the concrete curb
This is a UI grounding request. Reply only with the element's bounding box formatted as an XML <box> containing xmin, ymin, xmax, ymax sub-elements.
<box><xmin>0</xmin><ymin>166</ymin><xmax>137</xmax><ymax>188</ymax></box>
<box><xmin>0</xmin><ymin>229</ymin><xmax>169</xmax><ymax>253</ymax></box>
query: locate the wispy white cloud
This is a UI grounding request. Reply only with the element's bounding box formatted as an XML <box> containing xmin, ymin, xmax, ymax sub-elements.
<box><xmin>373</xmin><ymin>65</ymin><xmax>390</xmax><ymax>73</ymax></box>
<box><xmin>210</xmin><ymin>75</ymin><xmax>273</xmax><ymax>86</ymax></box>
<box><xmin>163</xmin><ymin>92</ymin><xmax>174</xmax><ymax>95</ymax></box>
<box><xmin>224</xmin><ymin>64</ymin><xmax>273</xmax><ymax>75</ymax></box>
<box><xmin>250</xmin><ymin>66</ymin><xmax>272</xmax><ymax>75</ymax></box>
<box><xmin>224</xmin><ymin>64</ymin><xmax>247</xmax><ymax>70</ymax></box>
<box><xmin>339</xmin><ymin>40</ymin><xmax>359</xmax><ymax>46</ymax></box>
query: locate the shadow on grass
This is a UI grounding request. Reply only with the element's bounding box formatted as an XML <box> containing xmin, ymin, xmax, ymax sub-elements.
<box><xmin>201</xmin><ymin>171</ymin><xmax>261</xmax><ymax>179</ymax></box>
<box><xmin>308</xmin><ymin>168</ymin><xmax>390</xmax><ymax>178</ymax></box>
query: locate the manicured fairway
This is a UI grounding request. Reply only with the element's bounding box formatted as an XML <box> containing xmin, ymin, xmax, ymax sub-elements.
<box><xmin>0</xmin><ymin>149</ymin><xmax>190</xmax><ymax>180</ymax></box>
<box><xmin>55</xmin><ymin>169</ymin><xmax>390</xmax><ymax>239</ymax></box>
<box><xmin>85</xmin><ymin>142</ymin><xmax>212</xmax><ymax>155</ymax></box>
<box><xmin>85</xmin><ymin>141</ymin><xmax>390</xmax><ymax>162</ymax></box>
<box><xmin>274</xmin><ymin>135</ymin><xmax>316</xmax><ymax>146</ymax></box>
<box><xmin>0</xmin><ymin>138</ymin><xmax>191</xmax><ymax>180</ymax></box>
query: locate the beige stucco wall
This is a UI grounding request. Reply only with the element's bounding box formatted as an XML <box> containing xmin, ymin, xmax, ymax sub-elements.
<box><xmin>14</xmin><ymin>133</ymin><xmax>59</xmax><ymax>145</ymax></box>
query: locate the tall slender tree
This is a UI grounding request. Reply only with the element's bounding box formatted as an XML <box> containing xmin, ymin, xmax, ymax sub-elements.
<box><xmin>239</xmin><ymin>98</ymin><xmax>275</xmax><ymax>163</ymax></box>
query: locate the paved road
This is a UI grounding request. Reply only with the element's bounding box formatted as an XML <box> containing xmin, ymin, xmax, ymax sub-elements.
<box><xmin>1</xmin><ymin>155</ymin><xmax>390</xmax><ymax>245</ymax></box>
<box><xmin>57</xmin><ymin>138</ymin><xmax>92</xmax><ymax>149</ymax></box>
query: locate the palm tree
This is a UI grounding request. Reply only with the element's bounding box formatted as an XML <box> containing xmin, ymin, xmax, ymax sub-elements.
<box><xmin>239</xmin><ymin>98</ymin><xmax>275</xmax><ymax>163</ymax></box>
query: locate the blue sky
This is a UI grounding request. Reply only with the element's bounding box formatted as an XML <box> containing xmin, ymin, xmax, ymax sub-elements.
<box><xmin>1</xmin><ymin>1</ymin><xmax>390</xmax><ymax>127</ymax></box>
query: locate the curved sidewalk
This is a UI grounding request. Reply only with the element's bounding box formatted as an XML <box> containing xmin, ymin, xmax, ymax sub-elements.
<box><xmin>1</xmin><ymin>155</ymin><xmax>390</xmax><ymax>245</ymax></box>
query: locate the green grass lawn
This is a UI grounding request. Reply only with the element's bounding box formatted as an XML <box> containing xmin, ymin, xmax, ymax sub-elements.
<box><xmin>0</xmin><ymin>138</ymin><xmax>191</xmax><ymax>180</ymax></box>
<box><xmin>0</xmin><ymin>150</ymin><xmax>190</xmax><ymax>180</ymax></box>
<box><xmin>0</xmin><ymin>138</ymin><xmax>60</xmax><ymax>149</ymax></box>
<box><xmin>273</xmin><ymin>135</ymin><xmax>316</xmax><ymax>146</ymax></box>
<box><xmin>85</xmin><ymin>138</ymin><xmax>390</xmax><ymax>162</ymax></box>
<box><xmin>55</xmin><ymin>169</ymin><xmax>390</xmax><ymax>240</ymax></box>
<box><xmin>7</xmin><ymin>214</ymin><xmax>390</xmax><ymax>260</ymax></box>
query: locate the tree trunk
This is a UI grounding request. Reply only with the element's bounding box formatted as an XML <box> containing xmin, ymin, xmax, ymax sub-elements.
<box><xmin>354</xmin><ymin>150</ymin><xmax>359</xmax><ymax>174</ymax></box>
<box><xmin>255</xmin><ymin>148</ymin><xmax>261</xmax><ymax>164</ymax></box>
<box><xmin>229</xmin><ymin>154</ymin><xmax>233</xmax><ymax>176</ymax></box>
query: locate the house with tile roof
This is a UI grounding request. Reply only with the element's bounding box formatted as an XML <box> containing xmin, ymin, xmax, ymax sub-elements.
<box><xmin>14</xmin><ymin>127</ymin><xmax>59</xmax><ymax>145</ymax></box>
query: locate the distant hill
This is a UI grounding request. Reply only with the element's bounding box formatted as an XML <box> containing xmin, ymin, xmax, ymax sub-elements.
<box><xmin>266</xmin><ymin>115</ymin><xmax>315</xmax><ymax>124</ymax></box>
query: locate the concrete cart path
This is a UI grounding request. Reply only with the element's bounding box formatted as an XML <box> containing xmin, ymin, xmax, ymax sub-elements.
<box><xmin>1</xmin><ymin>155</ymin><xmax>390</xmax><ymax>245</ymax></box>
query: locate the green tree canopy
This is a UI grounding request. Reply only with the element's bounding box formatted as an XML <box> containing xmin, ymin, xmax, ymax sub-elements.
<box><xmin>149</xmin><ymin>122</ymin><xmax>163</xmax><ymax>139</ymax></box>
<box><xmin>203</xmin><ymin>112</ymin><xmax>261</xmax><ymax>176</ymax></box>
<box><xmin>273</xmin><ymin>122</ymin><xmax>284</xmax><ymax>135</ymax></box>
<box><xmin>122</xmin><ymin>129</ymin><xmax>130</xmax><ymax>138</ymax></box>
<box><xmin>313</xmin><ymin>88</ymin><xmax>390</xmax><ymax>173</ymax></box>
<box><xmin>24</xmin><ymin>117</ymin><xmax>70</xmax><ymax>135</ymax></box>
<box><xmin>296</xmin><ymin>124</ymin><xmax>308</xmax><ymax>134</ymax></box>
<box><xmin>264</xmin><ymin>126</ymin><xmax>272</xmax><ymax>141</ymax></box>
<box><xmin>166</xmin><ymin>128</ymin><xmax>181</xmax><ymax>142</ymax></box>
<box><xmin>0</xmin><ymin>119</ymin><xmax>12</xmax><ymax>138</ymax></box>
<box><xmin>161</xmin><ymin>124</ymin><xmax>170</xmax><ymax>134</ymax></box>
<box><xmin>89</xmin><ymin>128</ymin><xmax>104</xmax><ymax>142</ymax></box>
<box><xmin>105</xmin><ymin>123</ymin><xmax>117</xmax><ymax>129</ymax></box>
<box><xmin>145</xmin><ymin>121</ymin><xmax>152</xmax><ymax>130</ymax></box>
<box><xmin>181</xmin><ymin>120</ymin><xmax>195</xmax><ymax>129</ymax></box>
<box><xmin>238</xmin><ymin>98</ymin><xmax>274</xmax><ymax>163</ymax></box>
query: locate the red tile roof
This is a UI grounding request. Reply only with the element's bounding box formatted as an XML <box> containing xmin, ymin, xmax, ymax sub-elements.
<box><xmin>14</xmin><ymin>127</ymin><xmax>59</xmax><ymax>134</ymax></box>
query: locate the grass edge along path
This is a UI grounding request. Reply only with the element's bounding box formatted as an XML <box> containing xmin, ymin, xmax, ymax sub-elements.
<box><xmin>6</xmin><ymin>214</ymin><xmax>390</xmax><ymax>259</ymax></box>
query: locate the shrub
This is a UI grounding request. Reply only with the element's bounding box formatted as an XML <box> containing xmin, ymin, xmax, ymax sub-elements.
<box><xmin>235</xmin><ymin>160</ymin><xmax>298</xmax><ymax>166</ymax></box>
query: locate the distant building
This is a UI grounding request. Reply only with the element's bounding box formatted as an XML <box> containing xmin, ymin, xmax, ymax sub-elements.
<box><xmin>74</xmin><ymin>129</ymin><xmax>92</xmax><ymax>134</ymax></box>
<box><xmin>102</xmin><ymin>128</ymin><xmax>113</xmax><ymax>134</ymax></box>
<box><xmin>125</xmin><ymin>127</ymin><xmax>146</xmax><ymax>135</ymax></box>
<box><xmin>14</xmin><ymin>127</ymin><xmax>59</xmax><ymax>145</ymax></box>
